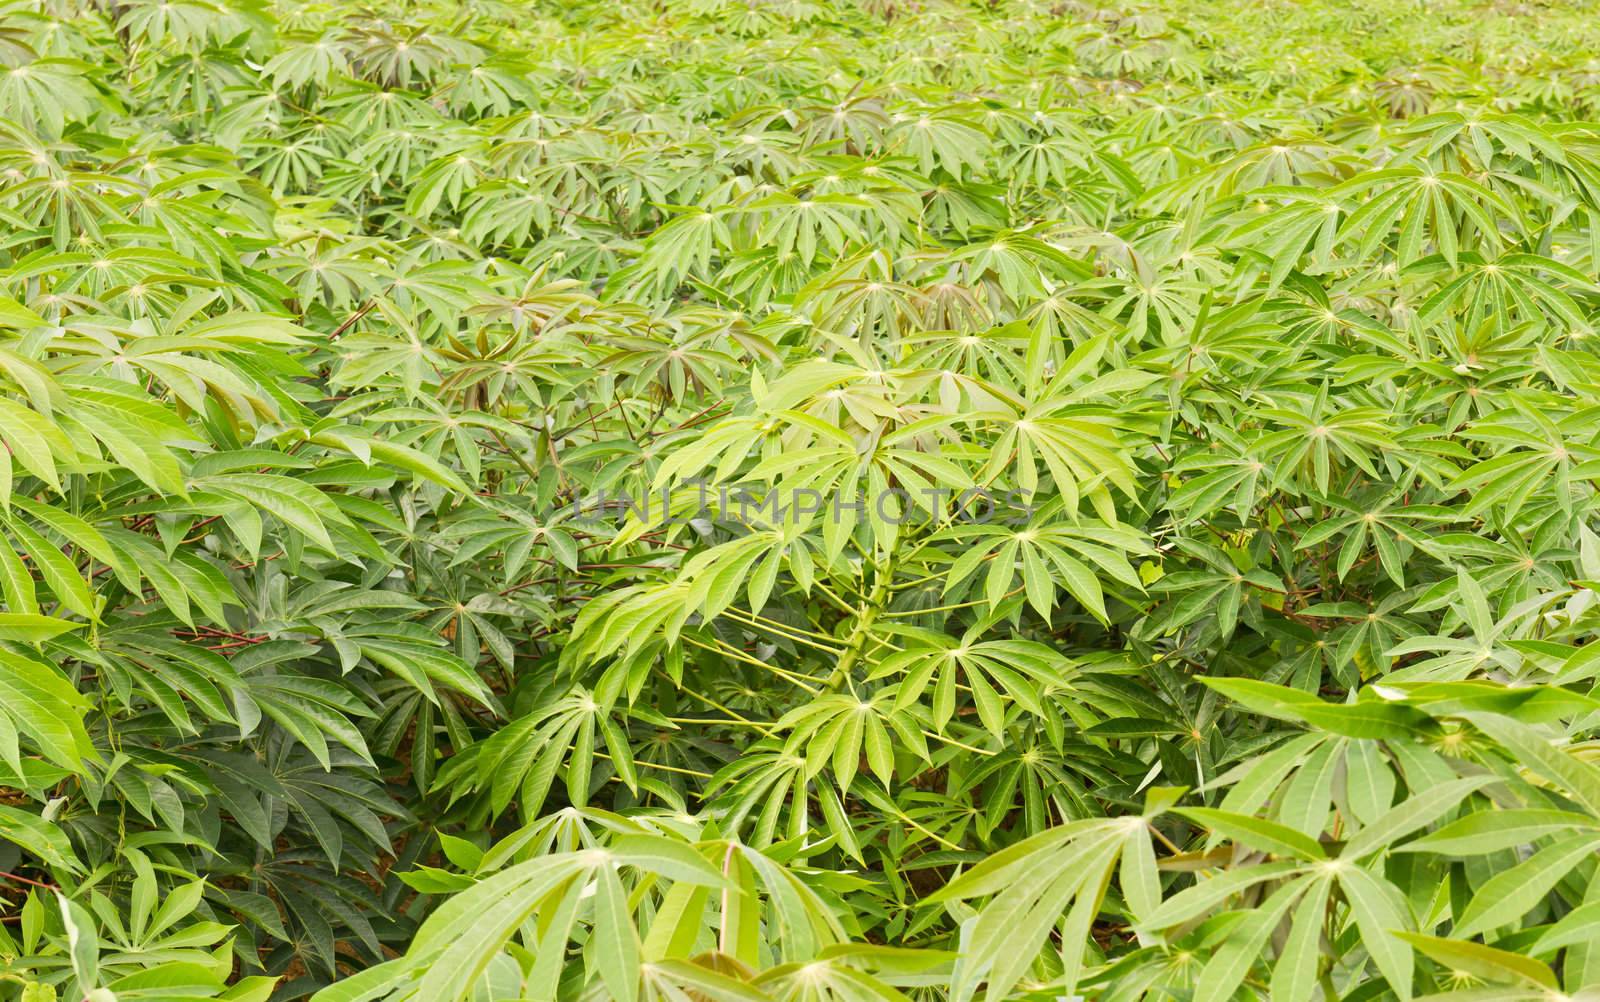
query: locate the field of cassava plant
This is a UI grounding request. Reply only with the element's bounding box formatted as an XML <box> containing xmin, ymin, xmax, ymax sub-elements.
<box><xmin>4</xmin><ymin>0</ymin><xmax>1600</xmax><ymax>998</ymax></box>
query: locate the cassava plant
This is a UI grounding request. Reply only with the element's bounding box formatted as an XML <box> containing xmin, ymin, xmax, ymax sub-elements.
<box><xmin>1</xmin><ymin>0</ymin><xmax>1599</xmax><ymax>999</ymax></box>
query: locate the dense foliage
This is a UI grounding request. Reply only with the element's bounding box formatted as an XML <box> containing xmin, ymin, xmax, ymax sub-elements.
<box><xmin>3</xmin><ymin>0</ymin><xmax>1600</xmax><ymax>999</ymax></box>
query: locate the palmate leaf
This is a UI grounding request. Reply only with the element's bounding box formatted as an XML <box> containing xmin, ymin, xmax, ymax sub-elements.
<box><xmin>868</xmin><ymin>629</ymin><xmax>1071</xmax><ymax>735</ymax></box>
<box><xmin>977</xmin><ymin>404</ymin><xmax>1137</xmax><ymax>513</ymax></box>
<box><xmin>1333</xmin><ymin>166</ymin><xmax>1523</xmax><ymax>267</ymax></box>
<box><xmin>350</xmin><ymin>837</ymin><xmax>727</xmax><ymax>1002</ymax></box>
<box><xmin>930</xmin><ymin>816</ymin><xmax>1164</xmax><ymax>1001</ymax></box>
<box><xmin>937</xmin><ymin>512</ymin><xmax>1148</xmax><ymax>623</ymax></box>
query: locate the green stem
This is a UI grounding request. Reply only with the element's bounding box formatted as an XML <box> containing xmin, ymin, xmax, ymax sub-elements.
<box><xmin>826</xmin><ymin>553</ymin><xmax>895</xmax><ymax>689</ymax></box>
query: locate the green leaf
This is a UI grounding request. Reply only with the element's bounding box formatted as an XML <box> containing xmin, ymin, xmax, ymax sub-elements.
<box><xmin>1453</xmin><ymin>833</ymin><xmax>1600</xmax><ymax>938</ymax></box>
<box><xmin>1402</xmin><ymin>808</ymin><xmax>1598</xmax><ymax>855</ymax></box>
<box><xmin>1176</xmin><ymin>807</ymin><xmax>1327</xmax><ymax>859</ymax></box>
<box><xmin>0</xmin><ymin>648</ymin><xmax>95</xmax><ymax>773</ymax></box>
<box><xmin>0</xmin><ymin>805</ymin><xmax>81</xmax><ymax>872</ymax></box>
<box><xmin>592</xmin><ymin>862</ymin><xmax>640</xmax><ymax>1002</ymax></box>
<box><xmin>1340</xmin><ymin>776</ymin><xmax>1495</xmax><ymax>860</ymax></box>
<box><xmin>0</xmin><ymin>613</ymin><xmax>85</xmax><ymax>643</ymax></box>
<box><xmin>58</xmin><ymin>893</ymin><xmax>99</xmax><ymax>994</ymax></box>
<box><xmin>1392</xmin><ymin>932</ymin><xmax>1558</xmax><ymax>990</ymax></box>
